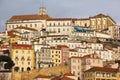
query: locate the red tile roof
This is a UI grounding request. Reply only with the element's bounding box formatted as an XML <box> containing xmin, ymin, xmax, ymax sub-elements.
<box><xmin>57</xmin><ymin>45</ymin><xmax>69</xmax><ymax>48</ymax></box>
<box><xmin>83</xmin><ymin>53</ymin><xmax>100</xmax><ymax>59</ymax></box>
<box><xmin>12</xmin><ymin>44</ymin><xmax>33</xmax><ymax>49</ymax></box>
<box><xmin>64</xmin><ymin>73</ymin><xmax>75</xmax><ymax>76</ymax></box>
<box><xmin>85</xmin><ymin>66</ymin><xmax>117</xmax><ymax>73</ymax></box>
<box><xmin>69</xmin><ymin>49</ymin><xmax>77</xmax><ymax>52</ymax></box>
<box><xmin>9</xmin><ymin>14</ymin><xmax>52</xmax><ymax>21</ymax></box>
<box><xmin>47</xmin><ymin>18</ymin><xmax>73</xmax><ymax>21</ymax></box>
<box><xmin>34</xmin><ymin>74</ymin><xmax>51</xmax><ymax>79</ymax></box>
<box><xmin>61</xmin><ymin>77</ymin><xmax>74</xmax><ymax>80</ymax></box>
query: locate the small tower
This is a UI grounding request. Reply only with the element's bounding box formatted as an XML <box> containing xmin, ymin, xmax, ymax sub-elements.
<box><xmin>39</xmin><ymin>7</ymin><xmax>47</xmax><ymax>15</ymax></box>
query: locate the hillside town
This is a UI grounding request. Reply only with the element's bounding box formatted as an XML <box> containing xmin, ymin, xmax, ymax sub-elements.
<box><xmin>0</xmin><ymin>7</ymin><xmax>120</xmax><ymax>80</ymax></box>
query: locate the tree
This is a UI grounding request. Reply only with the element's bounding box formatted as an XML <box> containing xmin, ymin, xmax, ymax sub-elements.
<box><xmin>4</xmin><ymin>60</ymin><xmax>14</xmax><ymax>69</ymax></box>
<box><xmin>0</xmin><ymin>55</ymin><xmax>14</xmax><ymax>70</ymax></box>
<box><xmin>115</xmin><ymin>60</ymin><xmax>120</xmax><ymax>64</ymax></box>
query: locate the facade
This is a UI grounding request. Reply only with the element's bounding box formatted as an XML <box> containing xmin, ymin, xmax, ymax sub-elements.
<box><xmin>57</xmin><ymin>45</ymin><xmax>69</xmax><ymax>65</ymax></box>
<box><xmin>84</xmin><ymin>66</ymin><xmax>120</xmax><ymax>80</ymax></box>
<box><xmin>69</xmin><ymin>49</ymin><xmax>78</xmax><ymax>58</ymax></box>
<box><xmin>108</xmin><ymin>25</ymin><xmax>120</xmax><ymax>39</ymax></box>
<box><xmin>6</xmin><ymin>8</ymin><xmax>51</xmax><ymax>32</ymax></box>
<box><xmin>50</xmin><ymin>47</ymin><xmax>62</xmax><ymax>67</ymax></box>
<box><xmin>69</xmin><ymin>53</ymin><xmax>103</xmax><ymax>80</ymax></box>
<box><xmin>69</xmin><ymin>57</ymin><xmax>82</xmax><ymax>80</ymax></box>
<box><xmin>11</xmin><ymin>44</ymin><xmax>34</xmax><ymax>72</ymax></box>
<box><xmin>33</xmin><ymin>74</ymin><xmax>51</xmax><ymax>80</ymax></box>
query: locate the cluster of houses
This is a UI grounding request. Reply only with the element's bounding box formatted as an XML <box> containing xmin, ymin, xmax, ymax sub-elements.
<box><xmin>0</xmin><ymin>7</ymin><xmax>120</xmax><ymax>80</ymax></box>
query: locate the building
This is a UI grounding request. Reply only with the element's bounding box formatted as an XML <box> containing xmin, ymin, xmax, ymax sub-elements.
<box><xmin>108</xmin><ymin>25</ymin><xmax>120</xmax><ymax>39</ymax></box>
<box><xmin>84</xmin><ymin>66</ymin><xmax>120</xmax><ymax>80</ymax></box>
<box><xmin>11</xmin><ymin>44</ymin><xmax>34</xmax><ymax>72</ymax></box>
<box><xmin>75</xmin><ymin>13</ymin><xmax>116</xmax><ymax>31</ymax></box>
<box><xmin>6</xmin><ymin>7</ymin><xmax>51</xmax><ymax>31</ymax></box>
<box><xmin>57</xmin><ymin>45</ymin><xmax>69</xmax><ymax>65</ymax></box>
<box><xmin>69</xmin><ymin>49</ymin><xmax>78</xmax><ymax>58</ymax></box>
<box><xmin>69</xmin><ymin>56</ymin><xmax>82</xmax><ymax>80</ymax></box>
<box><xmin>33</xmin><ymin>74</ymin><xmax>51</xmax><ymax>80</ymax></box>
<box><xmin>69</xmin><ymin>53</ymin><xmax>103</xmax><ymax>80</ymax></box>
<box><xmin>50</xmin><ymin>47</ymin><xmax>62</xmax><ymax>67</ymax></box>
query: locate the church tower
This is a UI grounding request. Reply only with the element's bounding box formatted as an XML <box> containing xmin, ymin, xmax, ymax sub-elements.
<box><xmin>39</xmin><ymin>7</ymin><xmax>47</xmax><ymax>15</ymax></box>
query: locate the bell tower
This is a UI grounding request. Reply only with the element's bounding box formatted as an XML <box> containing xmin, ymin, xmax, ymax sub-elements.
<box><xmin>39</xmin><ymin>7</ymin><xmax>47</xmax><ymax>15</ymax></box>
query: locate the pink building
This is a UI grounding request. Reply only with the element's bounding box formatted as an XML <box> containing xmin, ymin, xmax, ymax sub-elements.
<box><xmin>57</xmin><ymin>45</ymin><xmax>69</xmax><ymax>65</ymax></box>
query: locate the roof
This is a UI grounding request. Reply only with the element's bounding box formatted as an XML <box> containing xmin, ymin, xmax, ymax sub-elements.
<box><xmin>69</xmin><ymin>56</ymin><xmax>82</xmax><ymax>59</ymax></box>
<box><xmin>92</xmin><ymin>13</ymin><xmax>107</xmax><ymax>18</ymax></box>
<box><xmin>64</xmin><ymin>73</ymin><xmax>75</xmax><ymax>76</ymax></box>
<box><xmin>47</xmin><ymin>18</ymin><xmax>73</xmax><ymax>21</ymax></box>
<box><xmin>16</xmin><ymin>26</ymin><xmax>38</xmax><ymax>31</ymax></box>
<box><xmin>69</xmin><ymin>49</ymin><xmax>77</xmax><ymax>52</ymax></box>
<box><xmin>9</xmin><ymin>14</ymin><xmax>52</xmax><ymax>21</ymax></box>
<box><xmin>85</xmin><ymin>66</ymin><xmax>117</xmax><ymax>73</ymax></box>
<box><xmin>34</xmin><ymin>74</ymin><xmax>51</xmax><ymax>79</ymax></box>
<box><xmin>61</xmin><ymin>77</ymin><xmax>74</xmax><ymax>80</ymax></box>
<box><xmin>12</xmin><ymin>44</ymin><xmax>33</xmax><ymax>49</ymax></box>
<box><xmin>83</xmin><ymin>53</ymin><xmax>100</xmax><ymax>59</ymax></box>
<box><xmin>57</xmin><ymin>45</ymin><xmax>69</xmax><ymax>48</ymax></box>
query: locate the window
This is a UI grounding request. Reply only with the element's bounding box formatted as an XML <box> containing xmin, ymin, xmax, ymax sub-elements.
<box><xmin>58</xmin><ymin>28</ymin><xmax>60</xmax><ymax>33</ymax></box>
<box><xmin>49</xmin><ymin>23</ymin><xmax>51</xmax><ymax>26</ymax></box>
<box><xmin>12</xmin><ymin>25</ymin><xmax>14</xmax><ymax>28</ymax></box>
<box><xmin>35</xmin><ymin>24</ymin><xmax>37</xmax><ymax>27</ymax></box>
<box><xmin>78</xmin><ymin>72</ymin><xmax>80</xmax><ymax>75</ymax></box>
<box><xmin>15</xmin><ymin>57</ymin><xmax>19</xmax><ymax>61</ymax></box>
<box><xmin>16</xmin><ymin>50</ymin><xmax>18</xmax><ymax>53</ymax></box>
<box><xmin>30</xmin><ymin>24</ymin><xmax>32</xmax><ymax>27</ymax></box>
<box><xmin>26</xmin><ymin>24</ymin><xmax>27</xmax><ymax>27</ymax></box>
<box><xmin>22</xmin><ymin>50</ymin><xmax>24</xmax><ymax>53</ymax></box>
<box><xmin>28</xmin><ymin>62</ymin><xmax>30</xmax><ymax>65</ymax></box>
<box><xmin>9</xmin><ymin>25</ymin><xmax>11</xmax><ymax>28</ymax></box>
<box><xmin>58</xmin><ymin>22</ymin><xmax>60</xmax><ymax>26</ymax></box>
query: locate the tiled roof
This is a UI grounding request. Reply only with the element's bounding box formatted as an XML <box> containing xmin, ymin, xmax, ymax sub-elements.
<box><xmin>57</xmin><ymin>45</ymin><xmax>69</xmax><ymax>48</ymax></box>
<box><xmin>16</xmin><ymin>26</ymin><xmax>38</xmax><ymax>31</ymax></box>
<box><xmin>47</xmin><ymin>18</ymin><xmax>73</xmax><ymax>21</ymax></box>
<box><xmin>83</xmin><ymin>53</ymin><xmax>100</xmax><ymax>59</ymax></box>
<box><xmin>64</xmin><ymin>73</ymin><xmax>75</xmax><ymax>76</ymax></box>
<box><xmin>12</xmin><ymin>44</ymin><xmax>33</xmax><ymax>49</ymax></box>
<box><xmin>9</xmin><ymin>14</ymin><xmax>52</xmax><ymax>21</ymax></box>
<box><xmin>69</xmin><ymin>49</ymin><xmax>77</xmax><ymax>52</ymax></box>
<box><xmin>70</xmin><ymin>56</ymin><xmax>82</xmax><ymax>59</ymax></box>
<box><xmin>34</xmin><ymin>74</ymin><xmax>51</xmax><ymax>79</ymax></box>
<box><xmin>61</xmin><ymin>77</ymin><xmax>74</xmax><ymax>80</ymax></box>
<box><xmin>104</xmin><ymin>46</ymin><xmax>113</xmax><ymax>50</ymax></box>
<box><xmin>85</xmin><ymin>66</ymin><xmax>117</xmax><ymax>73</ymax></box>
<box><xmin>92</xmin><ymin>13</ymin><xmax>107</xmax><ymax>18</ymax></box>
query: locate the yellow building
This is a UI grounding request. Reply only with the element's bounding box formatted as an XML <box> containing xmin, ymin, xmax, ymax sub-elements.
<box><xmin>84</xmin><ymin>66</ymin><xmax>120</xmax><ymax>80</ymax></box>
<box><xmin>50</xmin><ymin>47</ymin><xmax>62</xmax><ymax>67</ymax></box>
<box><xmin>89</xmin><ymin>13</ymin><xmax>116</xmax><ymax>31</ymax></box>
<box><xmin>10</xmin><ymin>36</ymin><xmax>21</xmax><ymax>44</ymax></box>
<box><xmin>75</xmin><ymin>13</ymin><xmax>116</xmax><ymax>31</ymax></box>
<box><xmin>11</xmin><ymin>44</ymin><xmax>34</xmax><ymax>72</ymax></box>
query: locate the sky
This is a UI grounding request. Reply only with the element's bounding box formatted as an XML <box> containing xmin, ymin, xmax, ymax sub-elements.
<box><xmin>0</xmin><ymin>0</ymin><xmax>120</xmax><ymax>32</ymax></box>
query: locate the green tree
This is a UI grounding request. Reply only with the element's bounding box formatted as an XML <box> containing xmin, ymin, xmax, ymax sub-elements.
<box><xmin>0</xmin><ymin>55</ymin><xmax>14</xmax><ymax>70</ymax></box>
